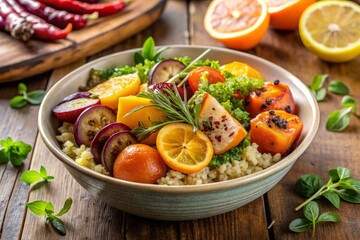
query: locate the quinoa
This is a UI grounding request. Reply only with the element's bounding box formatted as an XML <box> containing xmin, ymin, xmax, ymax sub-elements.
<box><xmin>56</xmin><ymin>123</ymin><xmax>281</xmax><ymax>185</ymax></box>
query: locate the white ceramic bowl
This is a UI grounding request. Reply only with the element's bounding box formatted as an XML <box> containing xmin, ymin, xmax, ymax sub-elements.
<box><xmin>38</xmin><ymin>46</ymin><xmax>319</xmax><ymax>221</ymax></box>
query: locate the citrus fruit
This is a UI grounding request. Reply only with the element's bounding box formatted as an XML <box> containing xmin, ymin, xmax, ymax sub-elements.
<box><xmin>204</xmin><ymin>0</ymin><xmax>270</xmax><ymax>50</ymax></box>
<box><xmin>113</xmin><ymin>144</ymin><xmax>167</xmax><ymax>184</ymax></box>
<box><xmin>88</xmin><ymin>73</ymin><xmax>140</xmax><ymax>109</ymax></box>
<box><xmin>156</xmin><ymin>123</ymin><xmax>213</xmax><ymax>174</ymax></box>
<box><xmin>220</xmin><ymin>61</ymin><xmax>263</xmax><ymax>79</ymax></box>
<box><xmin>265</xmin><ymin>0</ymin><xmax>315</xmax><ymax>30</ymax></box>
<box><xmin>299</xmin><ymin>1</ymin><xmax>360</xmax><ymax>63</ymax></box>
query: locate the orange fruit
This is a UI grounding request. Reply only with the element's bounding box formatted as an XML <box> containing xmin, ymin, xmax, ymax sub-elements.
<box><xmin>113</xmin><ymin>144</ymin><xmax>167</xmax><ymax>184</ymax></box>
<box><xmin>204</xmin><ymin>0</ymin><xmax>270</xmax><ymax>50</ymax></box>
<box><xmin>88</xmin><ymin>73</ymin><xmax>140</xmax><ymax>109</ymax></box>
<box><xmin>220</xmin><ymin>61</ymin><xmax>263</xmax><ymax>79</ymax></box>
<box><xmin>266</xmin><ymin>0</ymin><xmax>315</xmax><ymax>30</ymax></box>
<box><xmin>156</xmin><ymin>123</ymin><xmax>213</xmax><ymax>174</ymax></box>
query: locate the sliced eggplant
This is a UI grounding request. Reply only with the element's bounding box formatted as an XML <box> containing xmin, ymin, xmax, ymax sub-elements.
<box><xmin>73</xmin><ymin>105</ymin><xmax>116</xmax><ymax>146</ymax></box>
<box><xmin>148</xmin><ymin>59</ymin><xmax>185</xmax><ymax>85</ymax></box>
<box><xmin>101</xmin><ymin>132</ymin><xmax>138</xmax><ymax>174</ymax></box>
<box><xmin>61</xmin><ymin>92</ymin><xmax>93</xmax><ymax>103</ymax></box>
<box><xmin>90</xmin><ymin>122</ymin><xmax>131</xmax><ymax>164</ymax></box>
<box><xmin>52</xmin><ymin>98</ymin><xmax>100</xmax><ymax>123</ymax></box>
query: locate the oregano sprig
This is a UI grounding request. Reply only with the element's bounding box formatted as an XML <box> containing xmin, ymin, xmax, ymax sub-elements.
<box><xmin>295</xmin><ymin>167</ymin><xmax>360</xmax><ymax>211</ymax></box>
<box><xmin>26</xmin><ymin>198</ymin><xmax>73</xmax><ymax>236</ymax></box>
<box><xmin>10</xmin><ymin>83</ymin><xmax>45</xmax><ymax>108</ymax></box>
<box><xmin>289</xmin><ymin>201</ymin><xmax>340</xmax><ymax>237</ymax></box>
<box><xmin>20</xmin><ymin>166</ymin><xmax>54</xmax><ymax>190</ymax></box>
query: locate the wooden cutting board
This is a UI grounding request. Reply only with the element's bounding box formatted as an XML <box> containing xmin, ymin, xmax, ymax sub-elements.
<box><xmin>0</xmin><ymin>0</ymin><xmax>166</xmax><ymax>83</ymax></box>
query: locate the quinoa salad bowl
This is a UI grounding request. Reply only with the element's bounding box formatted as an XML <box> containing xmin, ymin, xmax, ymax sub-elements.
<box><xmin>38</xmin><ymin>46</ymin><xmax>319</xmax><ymax>221</ymax></box>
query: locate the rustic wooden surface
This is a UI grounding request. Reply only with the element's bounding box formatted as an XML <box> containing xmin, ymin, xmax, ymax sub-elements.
<box><xmin>1</xmin><ymin>0</ymin><xmax>359</xmax><ymax>239</ymax></box>
<box><xmin>0</xmin><ymin>0</ymin><xmax>166</xmax><ymax>83</ymax></box>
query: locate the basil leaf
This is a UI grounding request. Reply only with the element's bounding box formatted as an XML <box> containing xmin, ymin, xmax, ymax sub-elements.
<box><xmin>142</xmin><ymin>37</ymin><xmax>155</xmax><ymax>60</ymax></box>
<box><xmin>45</xmin><ymin>202</ymin><xmax>55</xmax><ymax>215</ymax></box>
<box><xmin>40</xmin><ymin>166</ymin><xmax>47</xmax><ymax>178</ymax></box>
<box><xmin>0</xmin><ymin>149</ymin><xmax>9</xmax><ymax>164</ymax></box>
<box><xmin>326</xmin><ymin>107</ymin><xmax>352</xmax><ymax>132</ymax></box>
<box><xmin>335</xmin><ymin>189</ymin><xmax>360</xmax><ymax>203</ymax></box>
<box><xmin>289</xmin><ymin>218</ymin><xmax>311</xmax><ymax>233</ymax></box>
<box><xmin>317</xmin><ymin>212</ymin><xmax>340</xmax><ymax>223</ymax></box>
<box><xmin>309</xmin><ymin>74</ymin><xmax>328</xmax><ymax>91</ymax></box>
<box><xmin>26</xmin><ymin>90</ymin><xmax>46</xmax><ymax>105</ymax></box>
<box><xmin>26</xmin><ymin>200</ymin><xmax>48</xmax><ymax>216</ymax></box>
<box><xmin>304</xmin><ymin>201</ymin><xmax>319</xmax><ymax>222</ymax></box>
<box><xmin>18</xmin><ymin>83</ymin><xmax>27</xmax><ymax>94</ymax></box>
<box><xmin>12</xmin><ymin>141</ymin><xmax>32</xmax><ymax>157</ymax></box>
<box><xmin>56</xmin><ymin>198</ymin><xmax>73</xmax><ymax>217</ymax></box>
<box><xmin>341</xmin><ymin>96</ymin><xmax>357</xmax><ymax>113</ymax></box>
<box><xmin>295</xmin><ymin>174</ymin><xmax>324</xmax><ymax>198</ymax></box>
<box><xmin>328</xmin><ymin>168</ymin><xmax>340</xmax><ymax>182</ymax></box>
<box><xmin>328</xmin><ymin>80</ymin><xmax>349</xmax><ymax>95</ymax></box>
<box><xmin>337</xmin><ymin>167</ymin><xmax>351</xmax><ymax>180</ymax></box>
<box><xmin>344</xmin><ymin>178</ymin><xmax>360</xmax><ymax>192</ymax></box>
<box><xmin>20</xmin><ymin>170</ymin><xmax>43</xmax><ymax>184</ymax></box>
<box><xmin>315</xmin><ymin>88</ymin><xmax>327</xmax><ymax>101</ymax></box>
<box><xmin>10</xmin><ymin>96</ymin><xmax>27</xmax><ymax>108</ymax></box>
<box><xmin>9</xmin><ymin>155</ymin><xmax>26</xmax><ymax>167</ymax></box>
<box><xmin>322</xmin><ymin>191</ymin><xmax>340</xmax><ymax>209</ymax></box>
<box><xmin>50</xmin><ymin>217</ymin><xmax>67</xmax><ymax>236</ymax></box>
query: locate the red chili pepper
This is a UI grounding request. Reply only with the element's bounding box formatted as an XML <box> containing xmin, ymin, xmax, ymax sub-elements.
<box><xmin>6</xmin><ymin>0</ymin><xmax>72</xmax><ymax>41</ymax></box>
<box><xmin>37</xmin><ymin>0</ymin><xmax>130</xmax><ymax>17</ymax></box>
<box><xmin>0</xmin><ymin>0</ymin><xmax>34</xmax><ymax>41</ymax></box>
<box><xmin>16</xmin><ymin>0</ymin><xmax>98</xmax><ymax>29</ymax></box>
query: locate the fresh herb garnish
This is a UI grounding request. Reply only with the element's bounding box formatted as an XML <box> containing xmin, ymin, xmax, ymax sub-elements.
<box><xmin>26</xmin><ymin>198</ymin><xmax>73</xmax><ymax>236</ymax></box>
<box><xmin>328</xmin><ymin>80</ymin><xmax>349</xmax><ymax>95</ymax></box>
<box><xmin>308</xmin><ymin>74</ymin><xmax>328</xmax><ymax>101</ymax></box>
<box><xmin>130</xmin><ymin>85</ymin><xmax>199</xmax><ymax>141</ymax></box>
<box><xmin>0</xmin><ymin>137</ymin><xmax>32</xmax><ymax>166</ymax></box>
<box><xmin>295</xmin><ymin>167</ymin><xmax>360</xmax><ymax>211</ymax></box>
<box><xmin>289</xmin><ymin>201</ymin><xmax>340</xmax><ymax>237</ymax></box>
<box><xmin>326</xmin><ymin>95</ymin><xmax>358</xmax><ymax>132</ymax></box>
<box><xmin>10</xmin><ymin>83</ymin><xmax>45</xmax><ymax>108</ymax></box>
<box><xmin>20</xmin><ymin>166</ymin><xmax>54</xmax><ymax>189</ymax></box>
<box><xmin>134</xmin><ymin>37</ymin><xmax>168</xmax><ymax>64</ymax></box>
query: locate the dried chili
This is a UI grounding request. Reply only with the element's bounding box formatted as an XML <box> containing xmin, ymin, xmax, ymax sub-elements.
<box><xmin>0</xmin><ymin>0</ymin><xmax>33</xmax><ymax>41</ymax></box>
<box><xmin>6</xmin><ymin>0</ymin><xmax>72</xmax><ymax>41</ymax></box>
<box><xmin>16</xmin><ymin>0</ymin><xmax>97</xmax><ymax>29</ymax></box>
<box><xmin>37</xmin><ymin>0</ymin><xmax>130</xmax><ymax>17</ymax></box>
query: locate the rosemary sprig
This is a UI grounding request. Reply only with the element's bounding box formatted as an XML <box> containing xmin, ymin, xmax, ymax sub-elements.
<box><xmin>127</xmin><ymin>85</ymin><xmax>199</xmax><ymax>141</ymax></box>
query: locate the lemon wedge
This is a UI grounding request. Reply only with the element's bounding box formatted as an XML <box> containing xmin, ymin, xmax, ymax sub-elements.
<box><xmin>299</xmin><ymin>1</ymin><xmax>360</xmax><ymax>63</ymax></box>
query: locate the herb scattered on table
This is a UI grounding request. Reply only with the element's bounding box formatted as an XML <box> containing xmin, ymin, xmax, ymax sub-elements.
<box><xmin>308</xmin><ymin>74</ymin><xmax>328</xmax><ymax>101</ymax></box>
<box><xmin>26</xmin><ymin>198</ymin><xmax>73</xmax><ymax>236</ymax></box>
<box><xmin>0</xmin><ymin>137</ymin><xmax>32</xmax><ymax>166</ymax></box>
<box><xmin>10</xmin><ymin>83</ymin><xmax>45</xmax><ymax>108</ymax></box>
<box><xmin>294</xmin><ymin>167</ymin><xmax>360</xmax><ymax>211</ymax></box>
<box><xmin>289</xmin><ymin>201</ymin><xmax>340</xmax><ymax>237</ymax></box>
<box><xmin>326</xmin><ymin>95</ymin><xmax>358</xmax><ymax>132</ymax></box>
<box><xmin>327</xmin><ymin>80</ymin><xmax>349</xmax><ymax>95</ymax></box>
<box><xmin>20</xmin><ymin>165</ymin><xmax>54</xmax><ymax>190</ymax></box>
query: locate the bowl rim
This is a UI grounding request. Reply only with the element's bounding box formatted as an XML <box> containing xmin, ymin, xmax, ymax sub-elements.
<box><xmin>38</xmin><ymin>45</ymin><xmax>320</xmax><ymax>193</ymax></box>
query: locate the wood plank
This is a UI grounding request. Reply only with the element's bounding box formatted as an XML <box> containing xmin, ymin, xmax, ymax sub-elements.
<box><xmin>0</xmin><ymin>73</ymin><xmax>49</xmax><ymax>240</ymax></box>
<box><xmin>0</xmin><ymin>0</ymin><xmax>166</xmax><ymax>83</ymax></box>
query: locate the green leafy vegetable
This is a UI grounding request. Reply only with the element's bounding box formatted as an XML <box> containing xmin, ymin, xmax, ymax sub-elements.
<box><xmin>26</xmin><ymin>198</ymin><xmax>73</xmax><ymax>236</ymax></box>
<box><xmin>20</xmin><ymin>166</ymin><xmax>54</xmax><ymax>189</ymax></box>
<box><xmin>0</xmin><ymin>137</ymin><xmax>32</xmax><ymax>166</ymax></box>
<box><xmin>328</xmin><ymin>80</ymin><xmax>349</xmax><ymax>95</ymax></box>
<box><xmin>308</xmin><ymin>74</ymin><xmax>328</xmax><ymax>101</ymax></box>
<box><xmin>10</xmin><ymin>83</ymin><xmax>45</xmax><ymax>108</ymax></box>
<box><xmin>295</xmin><ymin>167</ymin><xmax>360</xmax><ymax>211</ymax></box>
<box><xmin>289</xmin><ymin>201</ymin><xmax>340</xmax><ymax>237</ymax></box>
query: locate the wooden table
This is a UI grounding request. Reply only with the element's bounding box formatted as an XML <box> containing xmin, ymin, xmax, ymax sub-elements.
<box><xmin>1</xmin><ymin>1</ymin><xmax>359</xmax><ymax>239</ymax></box>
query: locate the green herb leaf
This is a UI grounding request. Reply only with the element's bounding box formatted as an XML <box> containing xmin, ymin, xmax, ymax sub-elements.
<box><xmin>335</xmin><ymin>189</ymin><xmax>360</xmax><ymax>203</ymax></box>
<box><xmin>337</xmin><ymin>167</ymin><xmax>351</xmax><ymax>180</ymax></box>
<box><xmin>26</xmin><ymin>200</ymin><xmax>48</xmax><ymax>216</ymax></box>
<box><xmin>50</xmin><ymin>217</ymin><xmax>67</xmax><ymax>236</ymax></box>
<box><xmin>18</xmin><ymin>83</ymin><xmax>27</xmax><ymax>94</ymax></box>
<box><xmin>134</xmin><ymin>52</ymin><xmax>145</xmax><ymax>65</ymax></box>
<box><xmin>289</xmin><ymin>218</ymin><xmax>311</xmax><ymax>233</ymax></box>
<box><xmin>326</xmin><ymin>107</ymin><xmax>352</xmax><ymax>132</ymax></box>
<box><xmin>295</xmin><ymin>174</ymin><xmax>324</xmax><ymax>198</ymax></box>
<box><xmin>56</xmin><ymin>198</ymin><xmax>73</xmax><ymax>217</ymax></box>
<box><xmin>45</xmin><ymin>202</ymin><xmax>55</xmax><ymax>215</ymax></box>
<box><xmin>26</xmin><ymin>90</ymin><xmax>46</xmax><ymax>105</ymax></box>
<box><xmin>322</xmin><ymin>191</ymin><xmax>340</xmax><ymax>209</ymax></box>
<box><xmin>341</xmin><ymin>95</ymin><xmax>358</xmax><ymax>114</ymax></box>
<box><xmin>142</xmin><ymin>37</ymin><xmax>155</xmax><ymax>60</ymax></box>
<box><xmin>328</xmin><ymin>80</ymin><xmax>349</xmax><ymax>95</ymax></box>
<box><xmin>328</xmin><ymin>168</ymin><xmax>340</xmax><ymax>182</ymax></box>
<box><xmin>0</xmin><ymin>149</ymin><xmax>9</xmax><ymax>164</ymax></box>
<box><xmin>317</xmin><ymin>212</ymin><xmax>341</xmax><ymax>223</ymax></box>
<box><xmin>10</xmin><ymin>96</ymin><xmax>27</xmax><ymax>108</ymax></box>
<box><xmin>304</xmin><ymin>201</ymin><xmax>319</xmax><ymax>222</ymax></box>
<box><xmin>344</xmin><ymin>178</ymin><xmax>360</xmax><ymax>192</ymax></box>
<box><xmin>315</xmin><ymin>88</ymin><xmax>327</xmax><ymax>101</ymax></box>
<box><xmin>309</xmin><ymin>74</ymin><xmax>328</xmax><ymax>91</ymax></box>
<box><xmin>40</xmin><ymin>166</ymin><xmax>47</xmax><ymax>178</ymax></box>
<box><xmin>20</xmin><ymin>170</ymin><xmax>43</xmax><ymax>184</ymax></box>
